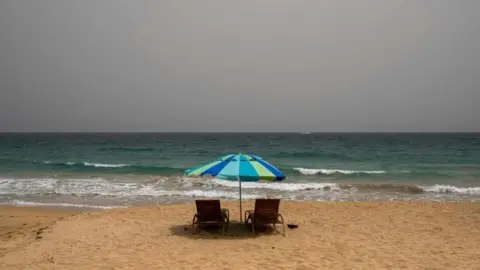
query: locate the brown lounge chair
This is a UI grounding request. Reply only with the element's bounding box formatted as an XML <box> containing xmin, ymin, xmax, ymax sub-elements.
<box><xmin>192</xmin><ymin>200</ymin><xmax>230</xmax><ymax>233</ymax></box>
<box><xmin>244</xmin><ymin>199</ymin><xmax>285</xmax><ymax>236</ymax></box>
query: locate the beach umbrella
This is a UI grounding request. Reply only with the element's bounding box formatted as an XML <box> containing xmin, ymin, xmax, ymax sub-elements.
<box><xmin>185</xmin><ymin>153</ymin><xmax>285</xmax><ymax>222</ymax></box>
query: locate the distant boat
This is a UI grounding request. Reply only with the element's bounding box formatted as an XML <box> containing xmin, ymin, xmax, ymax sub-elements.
<box><xmin>300</xmin><ymin>132</ymin><xmax>312</xmax><ymax>135</ymax></box>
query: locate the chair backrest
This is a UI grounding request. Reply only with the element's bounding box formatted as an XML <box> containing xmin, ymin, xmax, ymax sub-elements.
<box><xmin>195</xmin><ymin>200</ymin><xmax>223</xmax><ymax>222</ymax></box>
<box><xmin>254</xmin><ymin>199</ymin><xmax>280</xmax><ymax>223</ymax></box>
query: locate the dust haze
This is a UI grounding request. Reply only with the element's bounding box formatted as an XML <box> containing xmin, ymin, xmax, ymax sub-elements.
<box><xmin>0</xmin><ymin>0</ymin><xmax>478</xmax><ymax>132</ymax></box>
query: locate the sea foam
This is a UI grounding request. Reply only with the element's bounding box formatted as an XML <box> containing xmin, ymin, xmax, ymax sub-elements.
<box><xmin>293</xmin><ymin>167</ymin><xmax>386</xmax><ymax>175</ymax></box>
<box><xmin>421</xmin><ymin>185</ymin><xmax>480</xmax><ymax>194</ymax></box>
<box><xmin>1</xmin><ymin>200</ymin><xmax>126</xmax><ymax>209</ymax></box>
<box><xmin>211</xmin><ymin>178</ymin><xmax>340</xmax><ymax>191</ymax></box>
<box><xmin>82</xmin><ymin>162</ymin><xmax>129</xmax><ymax>168</ymax></box>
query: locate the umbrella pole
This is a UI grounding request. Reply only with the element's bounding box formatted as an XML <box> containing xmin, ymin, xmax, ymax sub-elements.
<box><xmin>238</xmin><ymin>174</ymin><xmax>242</xmax><ymax>222</ymax></box>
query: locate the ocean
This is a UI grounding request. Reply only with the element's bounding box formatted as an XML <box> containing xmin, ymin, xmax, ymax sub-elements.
<box><xmin>1</xmin><ymin>133</ymin><xmax>479</xmax><ymax>209</ymax></box>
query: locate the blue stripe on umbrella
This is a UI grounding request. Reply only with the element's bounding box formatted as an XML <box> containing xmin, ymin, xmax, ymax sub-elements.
<box><xmin>200</xmin><ymin>155</ymin><xmax>235</xmax><ymax>177</ymax></box>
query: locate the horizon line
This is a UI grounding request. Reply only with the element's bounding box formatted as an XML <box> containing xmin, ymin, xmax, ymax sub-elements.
<box><xmin>1</xmin><ymin>131</ymin><xmax>479</xmax><ymax>134</ymax></box>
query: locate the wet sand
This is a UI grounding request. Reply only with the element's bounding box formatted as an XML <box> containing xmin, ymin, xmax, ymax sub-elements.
<box><xmin>1</xmin><ymin>201</ymin><xmax>479</xmax><ymax>269</ymax></box>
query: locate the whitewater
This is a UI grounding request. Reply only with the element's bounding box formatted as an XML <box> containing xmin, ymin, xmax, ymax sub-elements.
<box><xmin>1</xmin><ymin>133</ymin><xmax>479</xmax><ymax>208</ymax></box>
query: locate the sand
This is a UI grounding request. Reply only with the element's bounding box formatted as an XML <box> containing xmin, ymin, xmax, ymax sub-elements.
<box><xmin>1</xmin><ymin>201</ymin><xmax>479</xmax><ymax>269</ymax></box>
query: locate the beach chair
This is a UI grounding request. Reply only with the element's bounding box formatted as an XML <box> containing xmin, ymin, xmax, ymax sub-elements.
<box><xmin>244</xmin><ymin>199</ymin><xmax>285</xmax><ymax>236</ymax></box>
<box><xmin>192</xmin><ymin>200</ymin><xmax>230</xmax><ymax>233</ymax></box>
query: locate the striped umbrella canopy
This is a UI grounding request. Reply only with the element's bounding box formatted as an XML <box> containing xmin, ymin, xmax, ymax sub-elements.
<box><xmin>185</xmin><ymin>153</ymin><xmax>285</xmax><ymax>181</ymax></box>
<box><xmin>185</xmin><ymin>153</ymin><xmax>285</xmax><ymax>221</ymax></box>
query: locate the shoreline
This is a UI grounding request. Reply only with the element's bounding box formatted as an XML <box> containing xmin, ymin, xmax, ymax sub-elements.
<box><xmin>1</xmin><ymin>193</ymin><xmax>480</xmax><ymax>212</ymax></box>
<box><xmin>1</xmin><ymin>198</ymin><xmax>480</xmax><ymax>214</ymax></box>
<box><xmin>2</xmin><ymin>175</ymin><xmax>479</xmax><ymax>206</ymax></box>
<box><xmin>1</xmin><ymin>201</ymin><xmax>480</xmax><ymax>269</ymax></box>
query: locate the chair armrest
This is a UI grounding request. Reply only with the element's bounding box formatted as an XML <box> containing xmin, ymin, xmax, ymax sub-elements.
<box><xmin>277</xmin><ymin>213</ymin><xmax>284</xmax><ymax>224</ymax></box>
<box><xmin>222</xmin><ymin>208</ymin><xmax>230</xmax><ymax>221</ymax></box>
<box><xmin>192</xmin><ymin>213</ymin><xmax>198</xmax><ymax>225</ymax></box>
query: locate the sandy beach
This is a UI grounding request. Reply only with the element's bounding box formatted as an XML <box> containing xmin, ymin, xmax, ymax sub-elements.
<box><xmin>1</xmin><ymin>201</ymin><xmax>479</xmax><ymax>269</ymax></box>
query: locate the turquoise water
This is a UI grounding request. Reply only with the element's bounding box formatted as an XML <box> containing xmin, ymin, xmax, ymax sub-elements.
<box><xmin>1</xmin><ymin>133</ymin><xmax>479</xmax><ymax>208</ymax></box>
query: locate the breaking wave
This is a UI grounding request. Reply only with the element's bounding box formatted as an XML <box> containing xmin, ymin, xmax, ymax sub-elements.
<box><xmin>82</xmin><ymin>162</ymin><xmax>129</xmax><ymax>168</ymax></box>
<box><xmin>420</xmin><ymin>185</ymin><xmax>480</xmax><ymax>194</ymax></box>
<box><xmin>43</xmin><ymin>161</ymin><xmax>129</xmax><ymax>168</ymax></box>
<box><xmin>1</xmin><ymin>200</ymin><xmax>126</xmax><ymax>209</ymax></box>
<box><xmin>1</xmin><ymin>178</ymin><xmax>479</xmax><ymax>198</ymax></box>
<box><xmin>22</xmin><ymin>161</ymin><xmax>480</xmax><ymax>180</ymax></box>
<box><xmin>40</xmin><ymin>161</ymin><xmax>185</xmax><ymax>175</ymax></box>
<box><xmin>0</xmin><ymin>177</ymin><xmax>259</xmax><ymax>199</ymax></box>
<box><xmin>211</xmin><ymin>179</ymin><xmax>341</xmax><ymax>191</ymax></box>
<box><xmin>293</xmin><ymin>167</ymin><xmax>386</xmax><ymax>175</ymax></box>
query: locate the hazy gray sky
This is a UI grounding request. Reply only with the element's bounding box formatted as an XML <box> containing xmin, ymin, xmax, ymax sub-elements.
<box><xmin>0</xmin><ymin>0</ymin><xmax>479</xmax><ymax>132</ymax></box>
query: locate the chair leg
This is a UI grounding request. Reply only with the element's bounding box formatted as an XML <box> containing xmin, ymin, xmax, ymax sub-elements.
<box><xmin>223</xmin><ymin>209</ymin><xmax>230</xmax><ymax>223</ymax></box>
<box><xmin>273</xmin><ymin>222</ymin><xmax>277</xmax><ymax>234</ymax></box>
<box><xmin>278</xmin><ymin>214</ymin><xmax>286</xmax><ymax>236</ymax></box>
<box><xmin>192</xmin><ymin>214</ymin><xmax>198</xmax><ymax>233</ymax></box>
<box><xmin>251</xmin><ymin>218</ymin><xmax>255</xmax><ymax>236</ymax></box>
